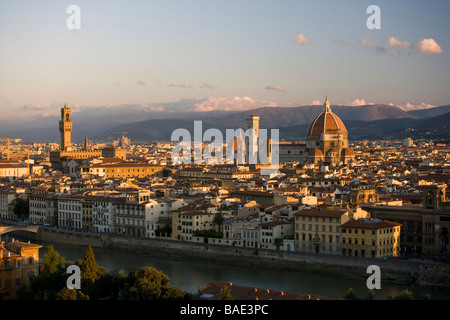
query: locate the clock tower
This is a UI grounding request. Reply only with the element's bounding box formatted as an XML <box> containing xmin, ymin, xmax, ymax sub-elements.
<box><xmin>59</xmin><ymin>103</ymin><xmax>72</xmax><ymax>151</ymax></box>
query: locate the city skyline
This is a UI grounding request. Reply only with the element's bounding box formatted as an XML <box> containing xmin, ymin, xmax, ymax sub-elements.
<box><xmin>1</xmin><ymin>0</ymin><xmax>449</xmax><ymax>121</ymax></box>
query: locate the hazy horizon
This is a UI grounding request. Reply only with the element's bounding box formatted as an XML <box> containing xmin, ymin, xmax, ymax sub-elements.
<box><xmin>1</xmin><ymin>1</ymin><xmax>449</xmax><ymax>122</ymax></box>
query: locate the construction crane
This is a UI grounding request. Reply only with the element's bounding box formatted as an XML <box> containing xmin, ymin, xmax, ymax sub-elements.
<box><xmin>0</xmin><ymin>138</ymin><xmax>22</xmax><ymax>161</ymax></box>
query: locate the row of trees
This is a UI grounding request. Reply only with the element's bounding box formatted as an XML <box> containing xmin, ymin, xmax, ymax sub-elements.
<box><xmin>18</xmin><ymin>245</ymin><xmax>189</xmax><ymax>300</ymax></box>
<box><xmin>343</xmin><ymin>288</ymin><xmax>431</xmax><ymax>300</ymax></box>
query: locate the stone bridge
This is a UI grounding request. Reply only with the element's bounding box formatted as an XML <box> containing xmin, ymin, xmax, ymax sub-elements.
<box><xmin>0</xmin><ymin>225</ymin><xmax>40</xmax><ymax>236</ymax></box>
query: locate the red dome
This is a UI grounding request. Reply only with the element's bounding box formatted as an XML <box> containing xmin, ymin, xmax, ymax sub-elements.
<box><xmin>308</xmin><ymin>148</ymin><xmax>324</xmax><ymax>157</ymax></box>
<box><xmin>307</xmin><ymin>98</ymin><xmax>347</xmax><ymax>137</ymax></box>
<box><xmin>341</xmin><ymin>147</ymin><xmax>355</xmax><ymax>157</ymax></box>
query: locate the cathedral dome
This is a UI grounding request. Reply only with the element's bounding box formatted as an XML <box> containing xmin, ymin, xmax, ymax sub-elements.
<box><xmin>340</xmin><ymin>147</ymin><xmax>354</xmax><ymax>157</ymax></box>
<box><xmin>307</xmin><ymin>97</ymin><xmax>347</xmax><ymax>137</ymax></box>
<box><xmin>308</xmin><ymin>148</ymin><xmax>324</xmax><ymax>157</ymax></box>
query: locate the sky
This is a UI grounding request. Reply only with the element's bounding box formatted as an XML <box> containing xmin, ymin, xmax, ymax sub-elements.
<box><xmin>0</xmin><ymin>0</ymin><xmax>449</xmax><ymax>120</ymax></box>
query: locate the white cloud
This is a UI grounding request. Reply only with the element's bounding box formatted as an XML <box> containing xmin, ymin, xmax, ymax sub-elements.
<box><xmin>137</xmin><ymin>80</ymin><xmax>146</xmax><ymax>86</ymax></box>
<box><xmin>388</xmin><ymin>37</ymin><xmax>412</xmax><ymax>49</ymax></box>
<box><xmin>294</xmin><ymin>33</ymin><xmax>310</xmax><ymax>45</ymax></box>
<box><xmin>358</xmin><ymin>35</ymin><xmax>377</xmax><ymax>48</ymax></box>
<box><xmin>397</xmin><ymin>102</ymin><xmax>437</xmax><ymax>111</ymax></box>
<box><xmin>148</xmin><ymin>106</ymin><xmax>166</xmax><ymax>112</ymax></box>
<box><xmin>416</xmin><ymin>38</ymin><xmax>444</xmax><ymax>55</ymax></box>
<box><xmin>347</xmin><ymin>98</ymin><xmax>368</xmax><ymax>106</ymax></box>
<box><xmin>191</xmin><ymin>96</ymin><xmax>277</xmax><ymax>112</ymax></box>
<box><xmin>265</xmin><ymin>84</ymin><xmax>285</xmax><ymax>92</ymax></box>
<box><xmin>311</xmin><ymin>100</ymin><xmax>322</xmax><ymax>106</ymax></box>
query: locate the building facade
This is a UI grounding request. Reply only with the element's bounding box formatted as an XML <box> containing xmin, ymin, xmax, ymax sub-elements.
<box><xmin>29</xmin><ymin>193</ymin><xmax>58</xmax><ymax>225</ymax></box>
<box><xmin>363</xmin><ymin>184</ymin><xmax>450</xmax><ymax>255</ymax></box>
<box><xmin>0</xmin><ymin>239</ymin><xmax>41</xmax><ymax>300</ymax></box>
<box><xmin>340</xmin><ymin>219</ymin><xmax>402</xmax><ymax>258</ymax></box>
<box><xmin>294</xmin><ymin>209</ymin><xmax>350</xmax><ymax>255</ymax></box>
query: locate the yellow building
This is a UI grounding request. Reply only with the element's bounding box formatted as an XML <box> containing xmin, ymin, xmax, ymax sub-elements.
<box><xmin>171</xmin><ymin>207</ymin><xmax>216</xmax><ymax>241</ymax></box>
<box><xmin>104</xmin><ymin>163</ymin><xmax>164</xmax><ymax>179</ymax></box>
<box><xmin>294</xmin><ymin>208</ymin><xmax>350</xmax><ymax>255</ymax></box>
<box><xmin>0</xmin><ymin>239</ymin><xmax>42</xmax><ymax>300</ymax></box>
<box><xmin>80</xmin><ymin>162</ymin><xmax>164</xmax><ymax>179</ymax></box>
<box><xmin>340</xmin><ymin>219</ymin><xmax>402</xmax><ymax>258</ymax></box>
<box><xmin>81</xmin><ymin>199</ymin><xmax>94</xmax><ymax>232</ymax></box>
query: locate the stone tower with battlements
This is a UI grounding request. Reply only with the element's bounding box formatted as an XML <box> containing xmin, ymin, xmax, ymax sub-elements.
<box><xmin>59</xmin><ymin>103</ymin><xmax>72</xmax><ymax>151</ymax></box>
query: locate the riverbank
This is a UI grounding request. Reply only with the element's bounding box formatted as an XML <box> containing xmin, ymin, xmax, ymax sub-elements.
<box><xmin>11</xmin><ymin>226</ymin><xmax>426</xmax><ymax>286</ymax></box>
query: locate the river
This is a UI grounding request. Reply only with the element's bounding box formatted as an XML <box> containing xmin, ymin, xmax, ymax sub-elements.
<box><xmin>30</xmin><ymin>239</ymin><xmax>450</xmax><ymax>300</ymax></box>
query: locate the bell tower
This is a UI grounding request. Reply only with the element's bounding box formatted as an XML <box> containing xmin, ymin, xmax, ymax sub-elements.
<box><xmin>59</xmin><ymin>103</ymin><xmax>72</xmax><ymax>151</ymax></box>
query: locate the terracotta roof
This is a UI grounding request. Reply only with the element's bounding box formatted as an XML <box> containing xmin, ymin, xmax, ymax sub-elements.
<box><xmin>308</xmin><ymin>148</ymin><xmax>324</xmax><ymax>157</ymax></box>
<box><xmin>342</xmin><ymin>219</ymin><xmax>402</xmax><ymax>229</ymax></box>
<box><xmin>198</xmin><ymin>281</ymin><xmax>331</xmax><ymax>300</ymax></box>
<box><xmin>307</xmin><ymin>110</ymin><xmax>347</xmax><ymax>137</ymax></box>
<box><xmin>294</xmin><ymin>208</ymin><xmax>348</xmax><ymax>218</ymax></box>
<box><xmin>341</xmin><ymin>148</ymin><xmax>355</xmax><ymax>156</ymax></box>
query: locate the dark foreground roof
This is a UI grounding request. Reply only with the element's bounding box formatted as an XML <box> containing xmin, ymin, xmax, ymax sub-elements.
<box><xmin>198</xmin><ymin>281</ymin><xmax>332</xmax><ymax>300</ymax></box>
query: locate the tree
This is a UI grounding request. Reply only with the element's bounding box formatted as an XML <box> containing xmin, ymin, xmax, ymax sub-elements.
<box><xmin>220</xmin><ymin>285</ymin><xmax>234</xmax><ymax>300</ymax></box>
<box><xmin>56</xmin><ymin>287</ymin><xmax>89</xmax><ymax>300</ymax></box>
<box><xmin>394</xmin><ymin>289</ymin><xmax>414</xmax><ymax>300</ymax></box>
<box><xmin>213</xmin><ymin>212</ymin><xmax>224</xmax><ymax>232</ymax></box>
<box><xmin>80</xmin><ymin>246</ymin><xmax>104</xmax><ymax>283</ymax></box>
<box><xmin>344</xmin><ymin>288</ymin><xmax>358</xmax><ymax>300</ymax></box>
<box><xmin>78</xmin><ymin>246</ymin><xmax>107</xmax><ymax>298</ymax></box>
<box><xmin>27</xmin><ymin>245</ymin><xmax>70</xmax><ymax>300</ymax></box>
<box><xmin>124</xmin><ymin>266</ymin><xmax>187</xmax><ymax>300</ymax></box>
<box><xmin>40</xmin><ymin>245</ymin><xmax>67</xmax><ymax>275</ymax></box>
<box><xmin>274</xmin><ymin>238</ymin><xmax>284</xmax><ymax>249</ymax></box>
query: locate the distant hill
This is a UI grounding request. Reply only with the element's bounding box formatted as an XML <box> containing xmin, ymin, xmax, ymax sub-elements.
<box><xmin>407</xmin><ymin>105</ymin><xmax>450</xmax><ymax>119</ymax></box>
<box><xmin>4</xmin><ymin>102</ymin><xmax>448</xmax><ymax>143</ymax></box>
<box><xmin>278</xmin><ymin>112</ymin><xmax>450</xmax><ymax>141</ymax></box>
<box><xmin>94</xmin><ymin>104</ymin><xmax>420</xmax><ymax>142</ymax></box>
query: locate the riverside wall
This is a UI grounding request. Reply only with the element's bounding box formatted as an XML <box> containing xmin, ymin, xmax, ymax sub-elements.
<box><xmin>17</xmin><ymin>226</ymin><xmax>425</xmax><ymax>285</ymax></box>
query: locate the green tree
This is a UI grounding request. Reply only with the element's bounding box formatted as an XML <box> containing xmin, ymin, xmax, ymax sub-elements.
<box><xmin>124</xmin><ymin>266</ymin><xmax>187</xmax><ymax>300</ymax></box>
<box><xmin>394</xmin><ymin>289</ymin><xmax>414</xmax><ymax>300</ymax></box>
<box><xmin>344</xmin><ymin>288</ymin><xmax>358</xmax><ymax>300</ymax></box>
<box><xmin>94</xmin><ymin>269</ymin><xmax>128</xmax><ymax>300</ymax></box>
<box><xmin>79</xmin><ymin>246</ymin><xmax>105</xmax><ymax>283</ymax></box>
<box><xmin>28</xmin><ymin>245</ymin><xmax>70</xmax><ymax>300</ymax></box>
<box><xmin>40</xmin><ymin>245</ymin><xmax>67</xmax><ymax>275</ymax></box>
<box><xmin>274</xmin><ymin>238</ymin><xmax>284</xmax><ymax>249</ymax></box>
<box><xmin>56</xmin><ymin>287</ymin><xmax>90</xmax><ymax>300</ymax></box>
<box><xmin>213</xmin><ymin>212</ymin><xmax>224</xmax><ymax>232</ymax></box>
<box><xmin>78</xmin><ymin>246</ymin><xmax>107</xmax><ymax>298</ymax></box>
<box><xmin>220</xmin><ymin>285</ymin><xmax>234</xmax><ymax>300</ymax></box>
<box><xmin>367</xmin><ymin>289</ymin><xmax>375</xmax><ymax>300</ymax></box>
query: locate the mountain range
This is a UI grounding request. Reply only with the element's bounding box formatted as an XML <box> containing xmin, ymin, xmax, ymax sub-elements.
<box><xmin>2</xmin><ymin>102</ymin><xmax>449</xmax><ymax>143</ymax></box>
<box><xmin>94</xmin><ymin>104</ymin><xmax>450</xmax><ymax>143</ymax></box>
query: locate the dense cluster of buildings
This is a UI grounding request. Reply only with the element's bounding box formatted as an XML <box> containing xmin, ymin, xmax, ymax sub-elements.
<box><xmin>1</xmin><ymin>99</ymin><xmax>450</xmax><ymax>280</ymax></box>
